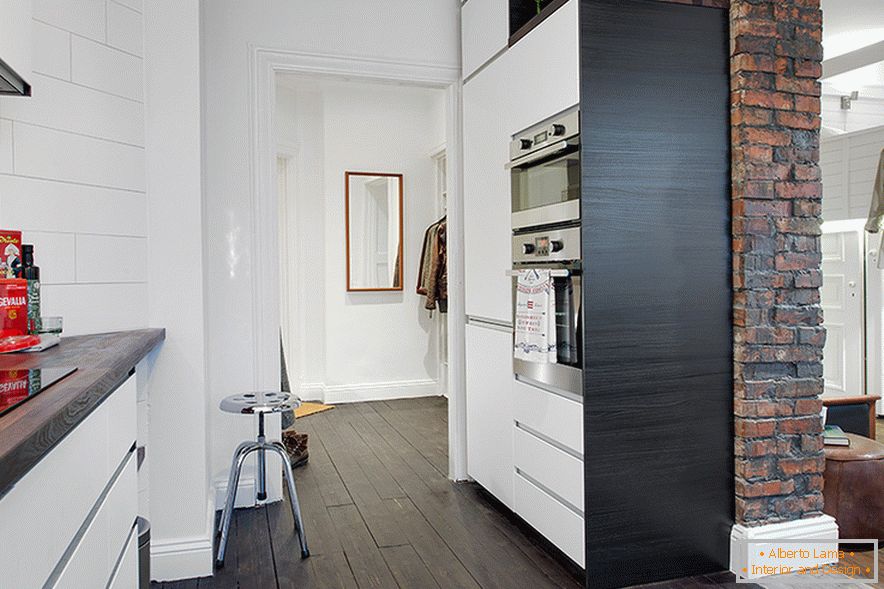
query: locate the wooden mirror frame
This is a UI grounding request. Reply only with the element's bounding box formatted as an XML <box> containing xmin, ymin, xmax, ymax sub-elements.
<box><xmin>345</xmin><ymin>171</ymin><xmax>404</xmax><ymax>292</ymax></box>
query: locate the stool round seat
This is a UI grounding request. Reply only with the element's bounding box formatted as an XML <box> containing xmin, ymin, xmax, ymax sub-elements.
<box><xmin>220</xmin><ymin>391</ymin><xmax>300</xmax><ymax>415</ymax></box>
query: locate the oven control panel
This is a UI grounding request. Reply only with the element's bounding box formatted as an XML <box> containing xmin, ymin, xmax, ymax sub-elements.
<box><xmin>512</xmin><ymin>226</ymin><xmax>580</xmax><ymax>263</ymax></box>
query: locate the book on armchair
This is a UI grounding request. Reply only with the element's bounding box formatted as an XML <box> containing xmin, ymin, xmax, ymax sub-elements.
<box><xmin>824</xmin><ymin>424</ymin><xmax>850</xmax><ymax>447</ymax></box>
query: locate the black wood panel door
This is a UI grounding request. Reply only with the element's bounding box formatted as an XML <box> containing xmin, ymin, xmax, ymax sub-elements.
<box><xmin>580</xmin><ymin>1</ymin><xmax>733</xmax><ymax>587</ymax></box>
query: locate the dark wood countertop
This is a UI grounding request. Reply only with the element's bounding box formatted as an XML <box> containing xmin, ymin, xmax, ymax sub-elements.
<box><xmin>0</xmin><ymin>329</ymin><xmax>165</xmax><ymax>498</ymax></box>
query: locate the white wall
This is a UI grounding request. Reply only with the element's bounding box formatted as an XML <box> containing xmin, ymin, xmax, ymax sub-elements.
<box><xmin>143</xmin><ymin>0</ymin><xmax>212</xmax><ymax>580</ymax></box>
<box><xmin>0</xmin><ymin>0</ymin><xmax>148</xmax><ymax>336</ymax></box>
<box><xmin>201</xmin><ymin>0</ymin><xmax>460</xmax><ymax>502</ymax></box>
<box><xmin>276</xmin><ymin>79</ymin><xmax>446</xmax><ymax>404</ymax></box>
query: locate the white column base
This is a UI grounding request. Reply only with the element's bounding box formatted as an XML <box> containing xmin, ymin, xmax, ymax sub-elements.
<box><xmin>730</xmin><ymin>514</ymin><xmax>839</xmax><ymax>580</ymax></box>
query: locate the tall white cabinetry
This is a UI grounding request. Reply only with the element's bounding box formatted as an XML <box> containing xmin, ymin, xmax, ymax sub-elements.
<box><xmin>462</xmin><ymin>0</ymin><xmax>584</xmax><ymax>566</ymax></box>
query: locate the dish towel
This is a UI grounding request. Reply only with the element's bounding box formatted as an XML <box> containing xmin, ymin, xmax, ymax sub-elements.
<box><xmin>514</xmin><ymin>269</ymin><xmax>557</xmax><ymax>363</ymax></box>
<box><xmin>865</xmin><ymin>148</ymin><xmax>884</xmax><ymax>269</ymax></box>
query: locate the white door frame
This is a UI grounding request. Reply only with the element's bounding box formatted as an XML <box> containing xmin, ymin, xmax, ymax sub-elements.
<box><xmin>248</xmin><ymin>46</ymin><xmax>468</xmax><ymax>480</ymax></box>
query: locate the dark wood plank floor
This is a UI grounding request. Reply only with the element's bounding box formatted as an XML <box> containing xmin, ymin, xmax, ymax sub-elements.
<box><xmin>152</xmin><ymin>397</ymin><xmax>762</xmax><ymax>589</ymax></box>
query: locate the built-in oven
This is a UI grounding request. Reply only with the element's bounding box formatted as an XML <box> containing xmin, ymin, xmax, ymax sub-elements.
<box><xmin>507</xmin><ymin>107</ymin><xmax>580</xmax><ymax>232</ymax></box>
<box><xmin>511</xmin><ymin>225</ymin><xmax>582</xmax><ymax>395</ymax></box>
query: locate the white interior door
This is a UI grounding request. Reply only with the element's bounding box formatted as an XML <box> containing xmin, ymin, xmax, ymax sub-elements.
<box><xmin>866</xmin><ymin>232</ymin><xmax>883</xmax><ymax>414</ymax></box>
<box><xmin>821</xmin><ymin>227</ymin><xmax>865</xmax><ymax>396</ymax></box>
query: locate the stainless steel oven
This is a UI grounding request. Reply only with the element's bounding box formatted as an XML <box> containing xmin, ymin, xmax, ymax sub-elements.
<box><xmin>508</xmin><ymin>107</ymin><xmax>580</xmax><ymax>231</ymax></box>
<box><xmin>512</xmin><ymin>225</ymin><xmax>582</xmax><ymax>395</ymax></box>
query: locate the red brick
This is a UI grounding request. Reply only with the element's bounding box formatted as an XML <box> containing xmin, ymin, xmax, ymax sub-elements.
<box><xmin>792</xmin><ymin>164</ymin><xmax>820</xmax><ymax>181</ymax></box>
<box><xmin>776</xmin><ymin>111</ymin><xmax>819</xmax><ymax>130</ymax></box>
<box><xmin>778</xmin><ymin>457</ymin><xmax>824</xmax><ymax>476</ymax></box>
<box><xmin>775</xmin><ymin>182</ymin><xmax>821</xmax><ymax>199</ymax></box>
<box><xmin>735</xmin><ymin>418</ymin><xmax>777</xmax><ymax>438</ymax></box>
<box><xmin>736</xmin><ymin>200</ymin><xmax>791</xmax><ymax>218</ymax></box>
<box><xmin>736</xmin><ymin>458</ymin><xmax>773</xmax><ymax>480</ymax></box>
<box><xmin>794</xmin><ymin>270</ymin><xmax>822</xmax><ymax>287</ymax></box>
<box><xmin>733</xmin><ymin>53</ymin><xmax>777</xmax><ymax>73</ymax></box>
<box><xmin>732</xmin><ymin>19</ymin><xmax>778</xmax><ymax>38</ymax></box>
<box><xmin>794</xmin><ymin>398</ymin><xmax>823</xmax><ymax>415</ymax></box>
<box><xmin>775</xmin><ymin>218</ymin><xmax>821</xmax><ymax>235</ymax></box>
<box><xmin>741</xmin><ymin>90</ymin><xmax>794</xmax><ymax>111</ymax></box>
<box><xmin>794</xmin><ymin>94</ymin><xmax>820</xmax><ymax>113</ymax></box>
<box><xmin>792</xmin><ymin>200</ymin><xmax>821</xmax><ymax>217</ymax></box>
<box><xmin>794</xmin><ymin>60</ymin><xmax>822</xmax><ymax>78</ymax></box>
<box><xmin>778</xmin><ymin>416</ymin><xmax>822</xmax><ymax>435</ymax></box>
<box><xmin>737</xmin><ymin>479</ymin><xmax>796</xmax><ymax>498</ymax></box>
<box><xmin>732</xmin><ymin>107</ymin><xmax>774</xmax><ymax>127</ymax></box>
<box><xmin>775</xmin><ymin>252</ymin><xmax>821</xmax><ymax>270</ymax></box>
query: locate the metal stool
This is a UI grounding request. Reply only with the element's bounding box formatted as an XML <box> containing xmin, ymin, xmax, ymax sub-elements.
<box><xmin>216</xmin><ymin>391</ymin><xmax>309</xmax><ymax>567</ymax></box>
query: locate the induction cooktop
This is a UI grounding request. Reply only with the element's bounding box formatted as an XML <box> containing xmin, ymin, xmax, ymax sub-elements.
<box><xmin>0</xmin><ymin>367</ymin><xmax>78</xmax><ymax>417</ymax></box>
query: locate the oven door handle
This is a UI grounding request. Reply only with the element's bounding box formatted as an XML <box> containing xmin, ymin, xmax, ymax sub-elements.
<box><xmin>505</xmin><ymin>140</ymin><xmax>570</xmax><ymax>170</ymax></box>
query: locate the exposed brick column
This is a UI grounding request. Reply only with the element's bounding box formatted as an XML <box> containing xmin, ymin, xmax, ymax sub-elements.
<box><xmin>730</xmin><ymin>0</ymin><xmax>826</xmax><ymax>525</ymax></box>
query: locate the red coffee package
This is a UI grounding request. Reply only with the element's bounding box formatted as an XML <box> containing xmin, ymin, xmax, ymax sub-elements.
<box><xmin>0</xmin><ymin>368</ymin><xmax>31</xmax><ymax>414</ymax></box>
<box><xmin>0</xmin><ymin>230</ymin><xmax>22</xmax><ymax>278</ymax></box>
<box><xmin>0</xmin><ymin>279</ymin><xmax>29</xmax><ymax>337</ymax></box>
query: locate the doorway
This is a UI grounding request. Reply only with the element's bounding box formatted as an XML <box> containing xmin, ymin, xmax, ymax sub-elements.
<box><xmin>273</xmin><ymin>73</ymin><xmax>452</xmax><ymax>443</ymax></box>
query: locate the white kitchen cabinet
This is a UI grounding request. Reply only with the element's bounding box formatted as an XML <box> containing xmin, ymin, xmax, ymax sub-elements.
<box><xmin>0</xmin><ymin>0</ymin><xmax>32</xmax><ymax>90</ymax></box>
<box><xmin>465</xmin><ymin>322</ymin><xmax>514</xmax><ymax>508</ymax></box>
<box><xmin>463</xmin><ymin>52</ymin><xmax>513</xmax><ymax>324</ymax></box>
<box><xmin>0</xmin><ymin>375</ymin><xmax>138</xmax><ymax>589</ymax></box>
<box><xmin>461</xmin><ymin>0</ymin><xmax>508</xmax><ymax>79</ymax></box>
<box><xmin>506</xmin><ymin>0</ymin><xmax>580</xmax><ymax>133</ymax></box>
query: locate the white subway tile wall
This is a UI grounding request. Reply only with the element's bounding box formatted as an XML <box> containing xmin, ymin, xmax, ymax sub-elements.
<box><xmin>0</xmin><ymin>0</ymin><xmax>147</xmax><ymax>336</ymax></box>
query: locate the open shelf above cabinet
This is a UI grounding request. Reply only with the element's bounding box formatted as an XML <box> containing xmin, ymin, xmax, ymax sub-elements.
<box><xmin>509</xmin><ymin>0</ymin><xmax>570</xmax><ymax>46</ymax></box>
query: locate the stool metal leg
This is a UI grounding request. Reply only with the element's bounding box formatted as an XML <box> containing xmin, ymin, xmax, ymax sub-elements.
<box><xmin>257</xmin><ymin>413</ymin><xmax>267</xmax><ymax>501</ymax></box>
<box><xmin>217</xmin><ymin>441</ymin><xmax>252</xmax><ymax>537</ymax></box>
<box><xmin>216</xmin><ymin>443</ymin><xmax>257</xmax><ymax>567</ymax></box>
<box><xmin>270</xmin><ymin>441</ymin><xmax>310</xmax><ymax>558</ymax></box>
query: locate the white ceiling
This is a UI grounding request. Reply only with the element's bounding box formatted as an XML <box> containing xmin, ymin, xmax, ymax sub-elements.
<box><xmin>821</xmin><ymin>0</ymin><xmax>884</xmax><ymax>58</ymax></box>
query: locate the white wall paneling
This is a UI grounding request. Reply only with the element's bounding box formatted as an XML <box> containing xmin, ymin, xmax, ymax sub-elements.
<box><xmin>0</xmin><ymin>119</ymin><xmax>12</xmax><ymax>172</ymax></box>
<box><xmin>31</xmin><ymin>20</ymin><xmax>70</xmax><ymax>80</ymax></box>
<box><xmin>32</xmin><ymin>0</ymin><xmax>106</xmax><ymax>42</ymax></box>
<box><xmin>0</xmin><ymin>0</ymin><xmax>148</xmax><ymax>339</ymax></box>
<box><xmin>70</xmin><ymin>36</ymin><xmax>144</xmax><ymax>101</ymax></box>
<box><xmin>106</xmin><ymin>1</ymin><xmax>143</xmax><ymax>57</ymax></box>
<box><xmin>821</xmin><ymin>125</ymin><xmax>884</xmax><ymax>222</ymax></box>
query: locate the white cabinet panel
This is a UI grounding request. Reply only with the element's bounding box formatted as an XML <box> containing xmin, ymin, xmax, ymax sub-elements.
<box><xmin>513</xmin><ymin>378</ymin><xmax>583</xmax><ymax>455</ymax></box>
<box><xmin>505</xmin><ymin>0</ymin><xmax>579</xmax><ymax>133</ymax></box>
<box><xmin>463</xmin><ymin>54</ymin><xmax>513</xmax><ymax>323</ymax></box>
<box><xmin>466</xmin><ymin>323</ymin><xmax>514</xmax><ymax>508</ymax></box>
<box><xmin>108</xmin><ymin>524</ymin><xmax>139</xmax><ymax>589</ymax></box>
<box><xmin>514</xmin><ymin>426</ymin><xmax>583</xmax><ymax>510</ymax></box>
<box><xmin>461</xmin><ymin>0</ymin><xmax>508</xmax><ymax>79</ymax></box>
<box><xmin>0</xmin><ymin>374</ymin><xmax>137</xmax><ymax>589</ymax></box>
<box><xmin>52</xmin><ymin>454</ymin><xmax>137</xmax><ymax>589</ymax></box>
<box><xmin>514</xmin><ymin>471</ymin><xmax>584</xmax><ymax>567</ymax></box>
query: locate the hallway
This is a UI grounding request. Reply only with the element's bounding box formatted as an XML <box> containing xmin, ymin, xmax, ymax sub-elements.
<box><xmin>154</xmin><ymin>398</ymin><xmax>583</xmax><ymax>588</ymax></box>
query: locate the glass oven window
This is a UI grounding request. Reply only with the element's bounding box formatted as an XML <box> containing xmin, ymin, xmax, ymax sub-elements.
<box><xmin>553</xmin><ymin>275</ymin><xmax>579</xmax><ymax>367</ymax></box>
<box><xmin>511</xmin><ymin>149</ymin><xmax>580</xmax><ymax>214</ymax></box>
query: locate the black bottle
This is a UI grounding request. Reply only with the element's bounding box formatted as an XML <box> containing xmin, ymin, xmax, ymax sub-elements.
<box><xmin>20</xmin><ymin>245</ymin><xmax>40</xmax><ymax>334</ymax></box>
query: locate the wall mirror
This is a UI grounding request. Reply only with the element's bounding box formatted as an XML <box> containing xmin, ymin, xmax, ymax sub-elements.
<box><xmin>345</xmin><ymin>171</ymin><xmax>404</xmax><ymax>291</ymax></box>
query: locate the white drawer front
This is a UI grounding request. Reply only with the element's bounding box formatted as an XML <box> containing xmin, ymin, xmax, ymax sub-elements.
<box><xmin>513</xmin><ymin>426</ymin><xmax>583</xmax><ymax>511</ymax></box>
<box><xmin>107</xmin><ymin>523</ymin><xmax>139</xmax><ymax>589</ymax></box>
<box><xmin>513</xmin><ymin>378</ymin><xmax>583</xmax><ymax>455</ymax></box>
<box><xmin>0</xmin><ymin>400</ymin><xmax>110</xmax><ymax>587</ymax></box>
<box><xmin>106</xmin><ymin>374</ymin><xmax>137</xmax><ymax>472</ymax></box>
<box><xmin>514</xmin><ymin>472</ymin><xmax>585</xmax><ymax>567</ymax></box>
<box><xmin>52</xmin><ymin>452</ymin><xmax>137</xmax><ymax>589</ymax></box>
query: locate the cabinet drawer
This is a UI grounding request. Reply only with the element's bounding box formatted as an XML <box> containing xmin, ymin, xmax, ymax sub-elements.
<box><xmin>52</xmin><ymin>451</ymin><xmax>137</xmax><ymax>589</ymax></box>
<box><xmin>107</xmin><ymin>522</ymin><xmax>139</xmax><ymax>589</ymax></box>
<box><xmin>514</xmin><ymin>471</ymin><xmax>584</xmax><ymax>567</ymax></box>
<box><xmin>513</xmin><ymin>378</ymin><xmax>583</xmax><ymax>455</ymax></box>
<box><xmin>513</xmin><ymin>426</ymin><xmax>583</xmax><ymax>511</ymax></box>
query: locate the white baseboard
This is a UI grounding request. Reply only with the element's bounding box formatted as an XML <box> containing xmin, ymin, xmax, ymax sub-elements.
<box><xmin>150</xmin><ymin>535</ymin><xmax>214</xmax><ymax>581</ymax></box>
<box><xmin>730</xmin><ymin>514</ymin><xmax>839</xmax><ymax>580</ymax></box>
<box><xmin>213</xmin><ymin>474</ymin><xmax>283</xmax><ymax>511</ymax></box>
<box><xmin>322</xmin><ymin>378</ymin><xmax>440</xmax><ymax>404</ymax></box>
<box><xmin>298</xmin><ymin>382</ymin><xmax>325</xmax><ymax>402</ymax></box>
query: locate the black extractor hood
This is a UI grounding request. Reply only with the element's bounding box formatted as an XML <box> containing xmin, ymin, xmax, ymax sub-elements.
<box><xmin>0</xmin><ymin>55</ymin><xmax>30</xmax><ymax>96</ymax></box>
